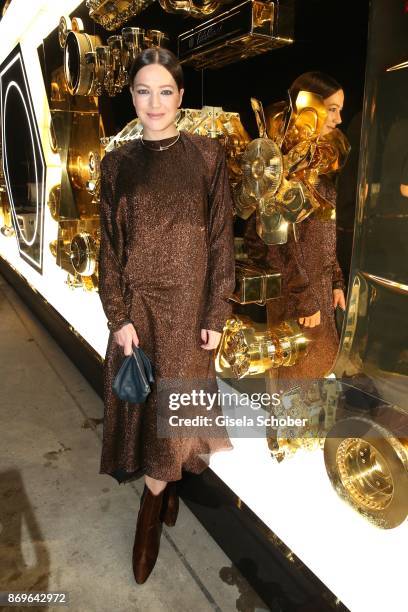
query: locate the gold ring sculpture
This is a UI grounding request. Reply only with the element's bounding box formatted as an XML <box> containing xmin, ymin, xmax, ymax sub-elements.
<box><xmin>324</xmin><ymin>416</ymin><xmax>408</xmax><ymax>528</ymax></box>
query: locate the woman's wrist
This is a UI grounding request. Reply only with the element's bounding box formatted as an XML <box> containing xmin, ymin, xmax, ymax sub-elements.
<box><xmin>107</xmin><ymin>318</ymin><xmax>133</xmax><ymax>332</ymax></box>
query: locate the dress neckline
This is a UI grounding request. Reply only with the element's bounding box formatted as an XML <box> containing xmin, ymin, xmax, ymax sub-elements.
<box><xmin>140</xmin><ymin>131</ymin><xmax>183</xmax><ymax>150</ymax></box>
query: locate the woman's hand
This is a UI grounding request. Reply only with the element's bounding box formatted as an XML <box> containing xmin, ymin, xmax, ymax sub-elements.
<box><xmin>200</xmin><ymin>328</ymin><xmax>221</xmax><ymax>350</ymax></box>
<box><xmin>333</xmin><ymin>288</ymin><xmax>346</xmax><ymax>310</ymax></box>
<box><xmin>299</xmin><ymin>311</ymin><xmax>321</xmax><ymax>328</ymax></box>
<box><xmin>113</xmin><ymin>322</ymin><xmax>139</xmax><ymax>356</ymax></box>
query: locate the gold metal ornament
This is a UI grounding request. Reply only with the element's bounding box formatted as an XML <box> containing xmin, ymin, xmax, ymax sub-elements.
<box><xmin>231</xmin><ymin>260</ymin><xmax>281</xmax><ymax>305</ymax></box>
<box><xmin>233</xmin><ymin>91</ymin><xmax>351</xmax><ymax>241</ymax></box>
<box><xmin>63</xmin><ymin>26</ymin><xmax>102</xmax><ymax>96</ymax></box>
<box><xmin>54</xmin><ymin>219</ymin><xmax>101</xmax><ymax>290</ymax></box>
<box><xmin>69</xmin><ymin>231</ymin><xmax>98</xmax><ymax>277</ymax></box>
<box><xmin>159</xmin><ymin>0</ymin><xmax>226</xmax><ymax>19</ymax></box>
<box><xmin>324</xmin><ymin>416</ymin><xmax>408</xmax><ymax>528</ymax></box>
<box><xmin>178</xmin><ymin>0</ymin><xmax>294</xmax><ymax>70</ymax></box>
<box><xmin>215</xmin><ymin>316</ymin><xmax>310</xmax><ymax>379</ymax></box>
<box><xmin>86</xmin><ymin>0</ymin><xmax>155</xmax><ymax>31</ymax></box>
<box><xmin>255</xmin><ymin>206</ymin><xmax>289</xmax><ymax>245</ymax></box>
<box><xmin>59</xmin><ymin>17</ymin><xmax>169</xmax><ymax>98</ymax></box>
<box><xmin>122</xmin><ymin>27</ymin><xmax>146</xmax><ymax>76</ymax></box>
<box><xmin>58</xmin><ymin>16</ymin><xmax>72</xmax><ymax>49</ymax></box>
<box><xmin>0</xmin><ymin>137</ymin><xmax>13</xmax><ymax>237</ymax></box>
<box><xmin>48</xmin><ymin>185</ymin><xmax>61</xmax><ymax>221</ymax></box>
<box><xmin>240</xmin><ymin>138</ymin><xmax>284</xmax><ymax>200</ymax></box>
<box><xmin>146</xmin><ymin>29</ymin><xmax>171</xmax><ymax>47</ymax></box>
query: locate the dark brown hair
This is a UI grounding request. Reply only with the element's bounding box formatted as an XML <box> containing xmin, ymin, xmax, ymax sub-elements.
<box><xmin>289</xmin><ymin>71</ymin><xmax>342</xmax><ymax>102</ymax></box>
<box><xmin>128</xmin><ymin>47</ymin><xmax>184</xmax><ymax>91</ymax></box>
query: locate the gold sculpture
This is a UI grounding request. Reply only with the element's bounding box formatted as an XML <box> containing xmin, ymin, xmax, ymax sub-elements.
<box><xmin>233</xmin><ymin>91</ymin><xmax>351</xmax><ymax>243</ymax></box>
<box><xmin>178</xmin><ymin>0</ymin><xmax>294</xmax><ymax>70</ymax></box>
<box><xmin>0</xmin><ymin>139</ymin><xmax>13</xmax><ymax>238</ymax></box>
<box><xmin>231</xmin><ymin>260</ymin><xmax>281</xmax><ymax>305</ymax></box>
<box><xmin>159</xmin><ymin>0</ymin><xmax>228</xmax><ymax>19</ymax></box>
<box><xmin>324</xmin><ymin>416</ymin><xmax>408</xmax><ymax>529</ymax></box>
<box><xmin>215</xmin><ymin>316</ymin><xmax>309</xmax><ymax>379</ymax></box>
<box><xmin>46</xmin><ymin>60</ymin><xmax>104</xmax><ymax>291</ymax></box>
<box><xmin>86</xmin><ymin>0</ymin><xmax>155</xmax><ymax>31</ymax></box>
<box><xmin>59</xmin><ymin>17</ymin><xmax>169</xmax><ymax>98</ymax></box>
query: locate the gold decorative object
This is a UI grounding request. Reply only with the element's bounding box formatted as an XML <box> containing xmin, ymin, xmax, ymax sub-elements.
<box><xmin>70</xmin><ymin>231</ymin><xmax>98</xmax><ymax>276</ymax></box>
<box><xmin>102</xmin><ymin>118</ymin><xmax>142</xmax><ymax>151</ymax></box>
<box><xmin>159</xmin><ymin>0</ymin><xmax>226</xmax><ymax>19</ymax></box>
<box><xmin>86</xmin><ymin>151</ymin><xmax>101</xmax><ymax>203</ymax></box>
<box><xmin>59</xmin><ymin>17</ymin><xmax>169</xmax><ymax>98</ymax></box>
<box><xmin>178</xmin><ymin>0</ymin><xmax>294</xmax><ymax>70</ymax></box>
<box><xmin>233</xmin><ymin>91</ymin><xmax>351</xmax><ymax>243</ymax></box>
<box><xmin>215</xmin><ymin>316</ymin><xmax>309</xmax><ymax>379</ymax></box>
<box><xmin>47</xmin><ymin>185</ymin><xmax>61</xmax><ymax>221</ymax></box>
<box><xmin>232</xmin><ymin>260</ymin><xmax>281</xmax><ymax>305</ymax></box>
<box><xmin>60</xmin><ymin>16</ymin><xmax>102</xmax><ymax>96</ymax></box>
<box><xmin>255</xmin><ymin>207</ymin><xmax>289</xmax><ymax>244</ymax></box>
<box><xmin>54</xmin><ymin>219</ymin><xmax>100</xmax><ymax>290</ymax></box>
<box><xmin>265</xmin><ymin>90</ymin><xmax>351</xmax><ymax>217</ymax></box>
<box><xmin>146</xmin><ymin>29</ymin><xmax>171</xmax><ymax>47</ymax></box>
<box><xmin>0</xmin><ymin>138</ymin><xmax>13</xmax><ymax>237</ymax></box>
<box><xmin>121</xmin><ymin>27</ymin><xmax>146</xmax><ymax>75</ymax></box>
<box><xmin>49</xmin><ymin>240</ymin><xmax>58</xmax><ymax>258</ymax></box>
<box><xmin>106</xmin><ymin>35</ymin><xmax>128</xmax><ymax>93</ymax></box>
<box><xmin>58</xmin><ymin>15</ymin><xmax>71</xmax><ymax>48</ymax></box>
<box><xmin>269</xmin><ymin>380</ymin><xmax>341</xmax><ymax>462</ymax></box>
<box><xmin>86</xmin><ymin>0</ymin><xmax>155</xmax><ymax>31</ymax></box>
<box><xmin>233</xmin><ymin>134</ymin><xmax>283</xmax><ymax>229</ymax></box>
<box><xmin>45</xmin><ymin>53</ymin><xmax>105</xmax><ymax>291</ymax></box>
<box><xmin>324</xmin><ymin>416</ymin><xmax>408</xmax><ymax>528</ymax></box>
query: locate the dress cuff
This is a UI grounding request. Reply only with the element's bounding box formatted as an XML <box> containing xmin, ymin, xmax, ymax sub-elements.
<box><xmin>107</xmin><ymin>318</ymin><xmax>133</xmax><ymax>332</ymax></box>
<box><xmin>201</xmin><ymin>317</ymin><xmax>228</xmax><ymax>334</ymax></box>
<box><xmin>332</xmin><ymin>280</ymin><xmax>346</xmax><ymax>291</ymax></box>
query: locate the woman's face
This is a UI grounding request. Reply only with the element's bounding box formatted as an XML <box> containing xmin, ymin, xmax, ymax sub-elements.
<box><xmin>130</xmin><ymin>63</ymin><xmax>184</xmax><ymax>136</ymax></box>
<box><xmin>321</xmin><ymin>88</ymin><xmax>344</xmax><ymax>136</ymax></box>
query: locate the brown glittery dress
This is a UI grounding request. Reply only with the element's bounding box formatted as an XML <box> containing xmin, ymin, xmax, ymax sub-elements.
<box><xmin>243</xmin><ymin>175</ymin><xmax>345</xmax><ymax>387</ymax></box>
<box><xmin>98</xmin><ymin>130</ymin><xmax>235</xmax><ymax>484</ymax></box>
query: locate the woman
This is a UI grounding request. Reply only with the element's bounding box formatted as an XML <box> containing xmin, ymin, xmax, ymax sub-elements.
<box><xmin>97</xmin><ymin>47</ymin><xmax>235</xmax><ymax>584</ymax></box>
<box><xmin>244</xmin><ymin>72</ymin><xmax>347</xmax><ymax>386</ymax></box>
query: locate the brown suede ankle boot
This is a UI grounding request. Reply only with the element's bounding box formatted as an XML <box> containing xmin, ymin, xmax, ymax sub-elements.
<box><xmin>160</xmin><ymin>481</ymin><xmax>179</xmax><ymax>527</ymax></box>
<box><xmin>132</xmin><ymin>483</ymin><xmax>167</xmax><ymax>584</ymax></box>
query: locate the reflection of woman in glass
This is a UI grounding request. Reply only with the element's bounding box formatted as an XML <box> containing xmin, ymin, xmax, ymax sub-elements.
<box><xmin>244</xmin><ymin>72</ymin><xmax>347</xmax><ymax>384</ymax></box>
<box><xmin>97</xmin><ymin>48</ymin><xmax>235</xmax><ymax>584</ymax></box>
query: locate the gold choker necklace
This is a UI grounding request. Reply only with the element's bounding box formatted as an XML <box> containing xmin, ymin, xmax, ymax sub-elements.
<box><xmin>141</xmin><ymin>131</ymin><xmax>180</xmax><ymax>151</ymax></box>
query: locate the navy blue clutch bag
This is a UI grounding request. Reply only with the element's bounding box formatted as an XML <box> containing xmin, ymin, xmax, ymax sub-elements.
<box><xmin>112</xmin><ymin>347</ymin><xmax>155</xmax><ymax>403</ymax></box>
<box><xmin>335</xmin><ymin>305</ymin><xmax>345</xmax><ymax>337</ymax></box>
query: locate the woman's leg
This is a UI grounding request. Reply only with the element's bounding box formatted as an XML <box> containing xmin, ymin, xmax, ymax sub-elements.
<box><xmin>145</xmin><ymin>475</ymin><xmax>167</xmax><ymax>495</ymax></box>
<box><xmin>133</xmin><ymin>475</ymin><xmax>167</xmax><ymax>584</ymax></box>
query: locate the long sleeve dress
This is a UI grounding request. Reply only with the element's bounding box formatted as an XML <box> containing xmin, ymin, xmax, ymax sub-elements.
<box><xmin>243</xmin><ymin>175</ymin><xmax>345</xmax><ymax>386</ymax></box>
<box><xmin>98</xmin><ymin>130</ymin><xmax>235</xmax><ymax>484</ymax></box>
